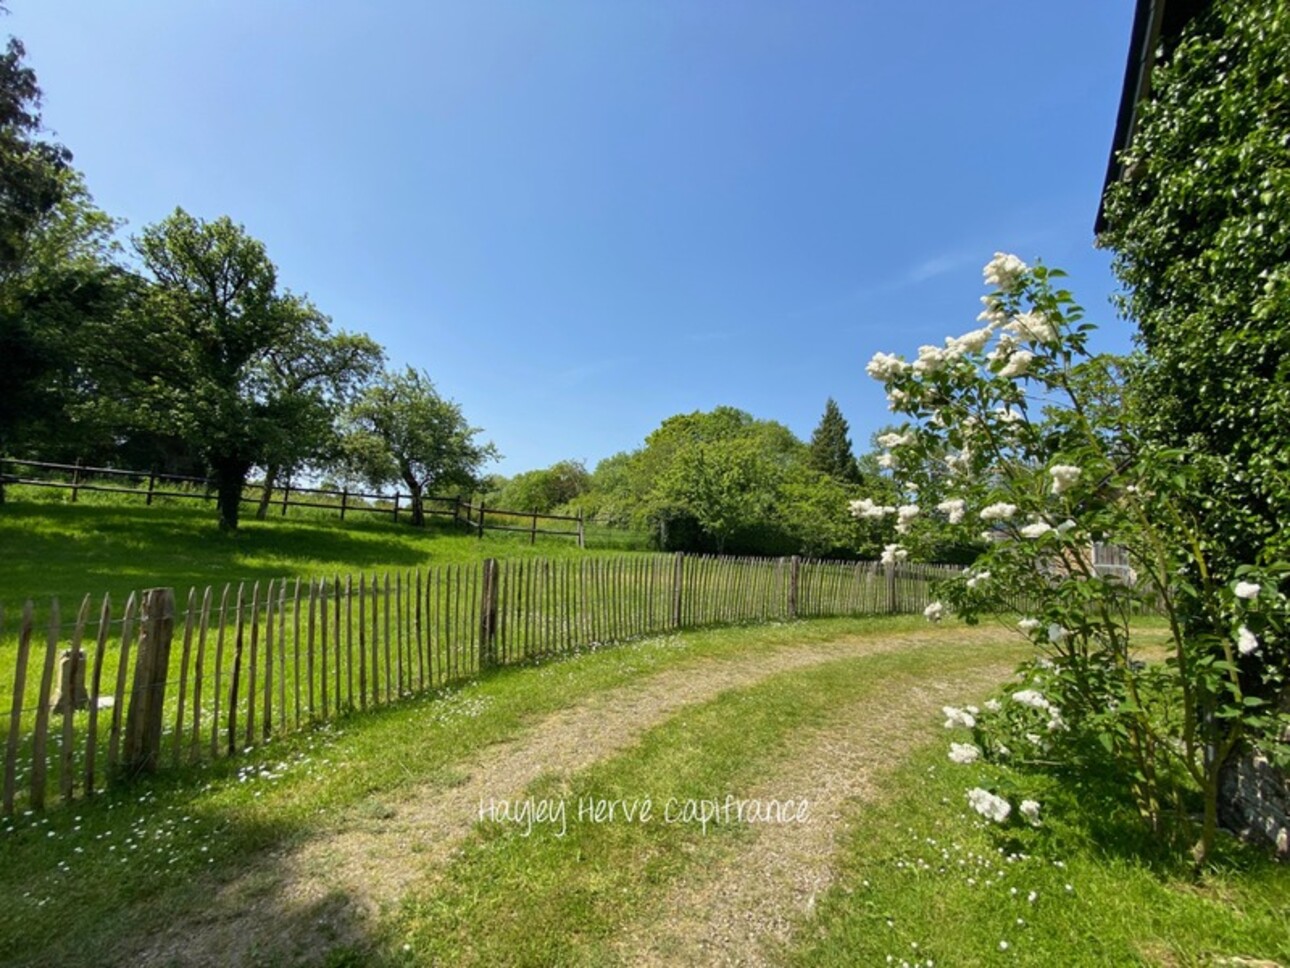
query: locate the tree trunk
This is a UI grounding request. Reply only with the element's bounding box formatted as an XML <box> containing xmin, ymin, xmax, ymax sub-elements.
<box><xmin>405</xmin><ymin>479</ymin><xmax>424</xmax><ymax>527</ymax></box>
<box><xmin>212</xmin><ymin>460</ymin><xmax>250</xmax><ymax>532</ymax></box>
<box><xmin>255</xmin><ymin>464</ymin><xmax>279</xmax><ymax>521</ymax></box>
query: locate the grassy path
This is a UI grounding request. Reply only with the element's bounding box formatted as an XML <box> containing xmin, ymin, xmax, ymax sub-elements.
<box><xmin>389</xmin><ymin>641</ymin><xmax>1023</xmax><ymax>965</ymax></box>
<box><xmin>125</xmin><ymin>626</ymin><xmax>1013</xmax><ymax>966</ymax></box>
<box><xmin>609</xmin><ymin>659</ymin><xmax>1015</xmax><ymax>966</ymax></box>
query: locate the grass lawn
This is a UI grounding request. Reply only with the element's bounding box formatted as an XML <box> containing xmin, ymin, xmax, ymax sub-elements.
<box><xmin>792</xmin><ymin>741</ymin><xmax>1290</xmax><ymax>967</ymax></box>
<box><xmin>0</xmin><ymin>615</ymin><xmax>936</xmax><ymax>966</ymax></box>
<box><xmin>0</xmin><ymin>497</ymin><xmax>634</xmax><ymax>613</ymax></box>
<box><xmin>2</xmin><ymin>615</ymin><xmax>1281</xmax><ymax>967</ymax></box>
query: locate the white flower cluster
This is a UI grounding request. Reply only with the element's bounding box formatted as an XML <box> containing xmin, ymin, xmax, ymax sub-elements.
<box><xmin>1005</xmin><ymin>311</ymin><xmax>1057</xmax><ymax>344</ymax></box>
<box><xmin>998</xmin><ymin>350</ymin><xmax>1036</xmax><ymax>379</ymax></box>
<box><xmin>1018</xmin><ymin>618</ymin><xmax>1041</xmax><ymax>633</ymax></box>
<box><xmin>924</xmin><ymin>601</ymin><xmax>945</xmax><ymax>622</ymax></box>
<box><xmin>984</xmin><ymin>252</ymin><xmax>1028</xmax><ymax>291</ymax></box>
<box><xmin>936</xmin><ymin>498</ymin><xmax>966</xmax><ymax>524</ymax></box>
<box><xmin>1047</xmin><ymin>624</ymin><xmax>1069</xmax><ymax>644</ymax></box>
<box><xmin>948</xmin><ymin>742</ymin><xmax>980</xmax><ymax>764</ymax></box>
<box><xmin>1234</xmin><ymin>581</ymin><xmax>1261</xmax><ymax>600</ymax></box>
<box><xmin>946</xmin><ymin>449</ymin><xmax>973</xmax><ymax>475</ymax></box>
<box><xmin>1019</xmin><ymin>799</ymin><xmax>1042</xmax><ymax>826</ymax></box>
<box><xmin>876</xmin><ymin>431</ymin><xmax>914</xmax><ymax>449</ymax></box>
<box><xmin>943</xmin><ymin>705</ymin><xmax>976</xmax><ymax>729</ymax></box>
<box><xmin>881</xmin><ymin>543</ymin><xmax>909</xmax><ymax>566</ymax></box>
<box><xmin>1011</xmin><ymin>689</ymin><xmax>1051</xmax><ymax>711</ymax></box>
<box><xmin>1237</xmin><ymin>626</ymin><xmax>1260</xmax><ymax>656</ymax></box>
<box><xmin>1049</xmin><ymin>464</ymin><xmax>1081</xmax><ymax>495</ymax></box>
<box><xmin>979</xmin><ymin>294</ymin><xmax>1008</xmax><ymax>327</ymax></box>
<box><xmin>979</xmin><ymin>502</ymin><xmax>1017</xmax><ymax>522</ymax></box>
<box><xmin>967</xmin><ymin>787</ymin><xmax>1012</xmax><ymax>823</ymax></box>
<box><xmin>965</xmin><ymin>570</ymin><xmax>991</xmax><ymax>590</ymax></box>
<box><xmin>913</xmin><ymin>344</ymin><xmax>949</xmax><ymax>375</ymax></box>
<box><xmin>866</xmin><ymin>351</ymin><xmax>909</xmax><ymax>381</ymax></box>
<box><xmin>896</xmin><ymin>504</ymin><xmax>921</xmax><ymax>534</ymax></box>
<box><xmin>1012</xmin><ymin>688</ymin><xmax>1065</xmax><ymax>732</ymax></box>
<box><xmin>1019</xmin><ymin>521</ymin><xmax>1054</xmax><ymax>539</ymax></box>
<box><xmin>849</xmin><ymin>497</ymin><xmax>895</xmax><ymax>520</ymax></box>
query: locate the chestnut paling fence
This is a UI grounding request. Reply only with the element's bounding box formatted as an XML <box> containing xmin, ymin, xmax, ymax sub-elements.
<box><xmin>1</xmin><ymin>553</ymin><xmax>956</xmax><ymax>816</ymax></box>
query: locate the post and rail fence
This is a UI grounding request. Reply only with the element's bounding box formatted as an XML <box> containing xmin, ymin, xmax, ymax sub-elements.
<box><xmin>0</xmin><ymin>553</ymin><xmax>957</xmax><ymax>816</ymax></box>
<box><xmin>0</xmin><ymin>457</ymin><xmax>586</xmax><ymax>546</ymax></box>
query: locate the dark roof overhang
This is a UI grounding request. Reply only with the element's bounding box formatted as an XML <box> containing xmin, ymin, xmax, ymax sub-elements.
<box><xmin>1095</xmin><ymin>0</ymin><xmax>1210</xmax><ymax>235</ymax></box>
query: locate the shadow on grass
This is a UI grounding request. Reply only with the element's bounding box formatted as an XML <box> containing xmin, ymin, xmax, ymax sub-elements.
<box><xmin>1012</xmin><ymin>758</ymin><xmax>1280</xmax><ymax>880</ymax></box>
<box><xmin>0</xmin><ymin>502</ymin><xmax>455</xmax><ymax>607</ymax></box>
<box><xmin>0</xmin><ymin>741</ymin><xmax>395</xmax><ymax>968</ymax></box>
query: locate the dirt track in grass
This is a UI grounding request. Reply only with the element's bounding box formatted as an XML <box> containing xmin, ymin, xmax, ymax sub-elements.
<box><xmin>609</xmin><ymin>658</ymin><xmax>1016</xmax><ymax>966</ymax></box>
<box><xmin>112</xmin><ymin>626</ymin><xmax>1015</xmax><ymax>967</ymax></box>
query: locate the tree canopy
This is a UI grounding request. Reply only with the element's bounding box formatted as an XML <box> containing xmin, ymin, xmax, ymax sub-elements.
<box><xmin>340</xmin><ymin>367</ymin><xmax>499</xmax><ymax>526</ymax></box>
<box><xmin>101</xmin><ymin>209</ymin><xmax>383</xmax><ymax>530</ymax></box>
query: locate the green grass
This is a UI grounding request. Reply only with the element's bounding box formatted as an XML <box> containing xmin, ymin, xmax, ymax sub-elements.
<box><xmin>0</xmin><ymin>615</ymin><xmax>933</xmax><ymax>967</ymax></box>
<box><xmin>0</xmin><ymin>497</ymin><xmax>633</xmax><ymax>612</ymax></box>
<box><xmin>3</xmin><ymin>616</ymin><xmax>1279</xmax><ymax>966</ymax></box>
<box><xmin>387</xmin><ymin>637</ymin><xmax>1024</xmax><ymax>965</ymax></box>
<box><xmin>789</xmin><ymin>745</ymin><xmax>1290</xmax><ymax>966</ymax></box>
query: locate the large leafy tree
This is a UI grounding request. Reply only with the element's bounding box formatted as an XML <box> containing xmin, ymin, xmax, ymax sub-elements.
<box><xmin>0</xmin><ymin>29</ymin><xmax>70</xmax><ymax>277</ymax></box>
<box><xmin>490</xmin><ymin>459</ymin><xmax>590</xmax><ymax>514</ymax></box>
<box><xmin>252</xmin><ymin>322</ymin><xmax>384</xmax><ymax>519</ymax></box>
<box><xmin>116</xmin><ymin>208</ymin><xmax>373</xmax><ymax>531</ymax></box>
<box><xmin>807</xmin><ymin>398</ymin><xmax>862</xmax><ymax>485</ymax></box>
<box><xmin>340</xmin><ymin>367</ymin><xmax>498</xmax><ymax>526</ymax></box>
<box><xmin>0</xmin><ymin>24</ymin><xmax>87</xmax><ymax>480</ymax></box>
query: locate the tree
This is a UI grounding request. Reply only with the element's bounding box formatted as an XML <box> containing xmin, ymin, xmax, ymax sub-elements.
<box><xmin>0</xmin><ymin>169</ymin><xmax>126</xmax><ymax>476</ymax></box>
<box><xmin>116</xmin><ymin>208</ymin><xmax>372</xmax><ymax>531</ymax></box>
<box><xmin>340</xmin><ymin>367</ymin><xmax>498</xmax><ymax>526</ymax></box>
<box><xmin>253</xmin><ymin>320</ymin><xmax>384</xmax><ymax>519</ymax></box>
<box><xmin>807</xmin><ymin>398</ymin><xmax>862</xmax><ymax>485</ymax></box>
<box><xmin>490</xmin><ymin>459</ymin><xmax>590</xmax><ymax>514</ymax></box>
<box><xmin>0</xmin><ymin>30</ymin><xmax>71</xmax><ymax>278</ymax></box>
<box><xmin>0</xmin><ymin>25</ymin><xmax>80</xmax><ymax>483</ymax></box>
<box><xmin>655</xmin><ymin>435</ymin><xmax>784</xmax><ymax>553</ymax></box>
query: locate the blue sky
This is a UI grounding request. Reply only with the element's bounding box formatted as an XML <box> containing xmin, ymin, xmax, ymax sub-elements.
<box><xmin>10</xmin><ymin>1</ymin><xmax>1137</xmax><ymax>476</ymax></box>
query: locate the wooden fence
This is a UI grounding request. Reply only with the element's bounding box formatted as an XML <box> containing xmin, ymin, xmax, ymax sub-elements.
<box><xmin>0</xmin><ymin>554</ymin><xmax>955</xmax><ymax>816</ymax></box>
<box><xmin>0</xmin><ymin>457</ymin><xmax>585</xmax><ymax>545</ymax></box>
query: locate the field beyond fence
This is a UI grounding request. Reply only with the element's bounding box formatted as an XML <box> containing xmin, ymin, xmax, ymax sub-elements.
<box><xmin>0</xmin><ymin>457</ymin><xmax>587</xmax><ymax>545</ymax></box>
<box><xmin>1</xmin><ymin>553</ymin><xmax>956</xmax><ymax>817</ymax></box>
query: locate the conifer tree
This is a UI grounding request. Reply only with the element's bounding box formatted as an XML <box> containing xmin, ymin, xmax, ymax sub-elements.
<box><xmin>807</xmin><ymin>398</ymin><xmax>862</xmax><ymax>485</ymax></box>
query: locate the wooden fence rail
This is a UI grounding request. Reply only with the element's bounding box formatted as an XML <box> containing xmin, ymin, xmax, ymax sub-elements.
<box><xmin>0</xmin><ymin>457</ymin><xmax>586</xmax><ymax>545</ymax></box>
<box><xmin>0</xmin><ymin>553</ymin><xmax>957</xmax><ymax>816</ymax></box>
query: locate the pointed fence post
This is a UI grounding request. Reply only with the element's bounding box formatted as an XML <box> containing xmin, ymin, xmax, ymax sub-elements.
<box><xmin>122</xmin><ymin>588</ymin><xmax>175</xmax><ymax>777</ymax></box>
<box><xmin>479</xmin><ymin>559</ymin><xmax>499</xmax><ymax>668</ymax></box>
<box><xmin>886</xmin><ymin>561</ymin><xmax>898</xmax><ymax>613</ymax></box>
<box><xmin>789</xmin><ymin>555</ymin><xmax>801</xmax><ymax>619</ymax></box>
<box><xmin>671</xmin><ymin>552</ymin><xmax>685</xmax><ymax>628</ymax></box>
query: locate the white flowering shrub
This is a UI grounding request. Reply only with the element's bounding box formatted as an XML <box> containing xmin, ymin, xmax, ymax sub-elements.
<box><xmin>862</xmin><ymin>254</ymin><xmax>1288</xmax><ymax>863</ymax></box>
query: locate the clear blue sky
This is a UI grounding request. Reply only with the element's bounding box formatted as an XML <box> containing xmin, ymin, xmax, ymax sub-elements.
<box><xmin>10</xmin><ymin>1</ymin><xmax>1137</xmax><ymax>476</ymax></box>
